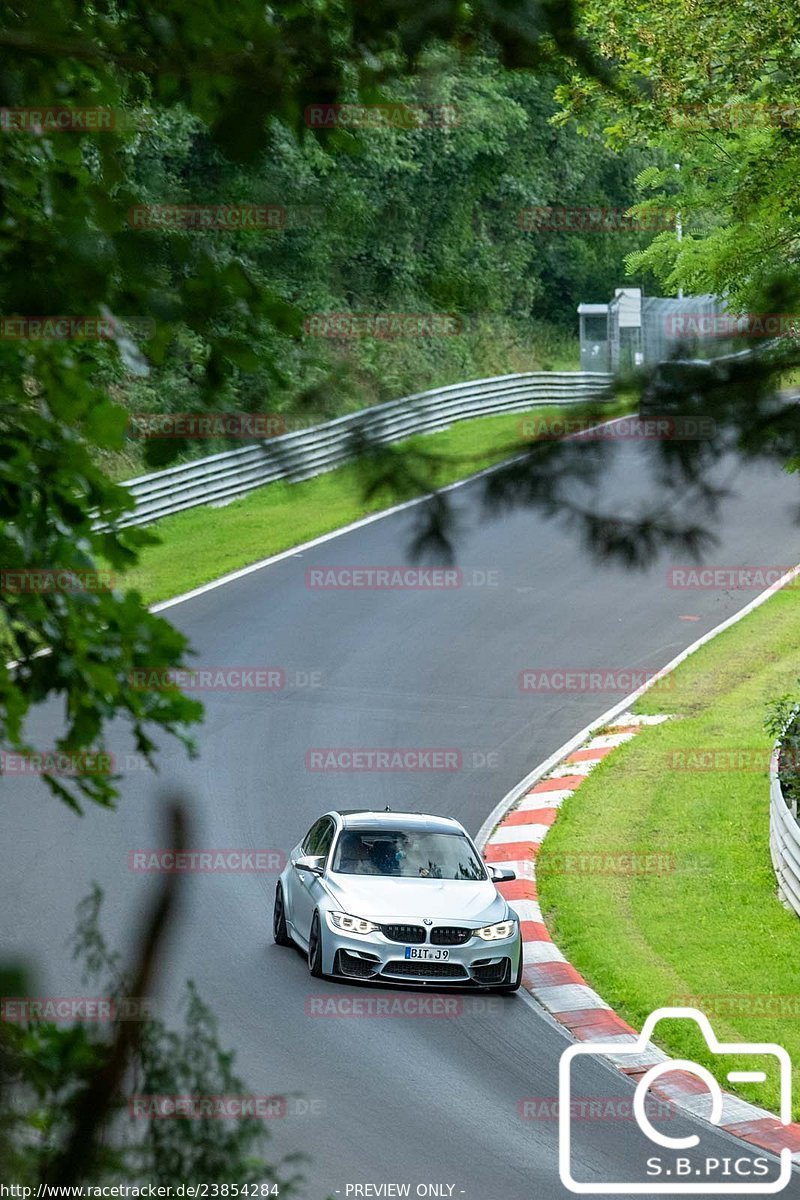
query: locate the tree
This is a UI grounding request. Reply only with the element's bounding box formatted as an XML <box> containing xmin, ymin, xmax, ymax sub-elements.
<box><xmin>0</xmin><ymin>0</ymin><xmax>619</xmax><ymax>812</ymax></box>
<box><xmin>3</xmin><ymin>4</ymin><xmax>798</xmax><ymax>815</ymax></box>
<box><xmin>2</xmin><ymin>817</ymin><xmax>300</xmax><ymax>1187</ymax></box>
<box><xmin>551</xmin><ymin>0</ymin><xmax>800</xmax><ymax>313</ymax></box>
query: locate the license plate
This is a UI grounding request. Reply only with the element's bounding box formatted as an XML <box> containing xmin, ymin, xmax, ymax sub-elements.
<box><xmin>404</xmin><ymin>947</ymin><xmax>449</xmax><ymax>960</ymax></box>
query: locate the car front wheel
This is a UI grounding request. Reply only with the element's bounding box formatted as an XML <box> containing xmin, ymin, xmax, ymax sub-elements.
<box><xmin>308</xmin><ymin>910</ymin><xmax>325</xmax><ymax>978</ymax></box>
<box><xmin>273</xmin><ymin>883</ymin><xmax>293</xmax><ymax>947</ymax></box>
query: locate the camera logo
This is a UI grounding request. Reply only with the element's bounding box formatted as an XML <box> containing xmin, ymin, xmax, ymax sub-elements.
<box><xmin>559</xmin><ymin>1007</ymin><xmax>793</xmax><ymax>1193</ymax></box>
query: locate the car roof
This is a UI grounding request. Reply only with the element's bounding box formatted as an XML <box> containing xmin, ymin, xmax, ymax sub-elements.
<box><xmin>330</xmin><ymin>809</ymin><xmax>466</xmax><ymax>835</ymax></box>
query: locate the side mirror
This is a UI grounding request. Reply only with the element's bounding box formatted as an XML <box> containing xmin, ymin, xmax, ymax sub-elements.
<box><xmin>488</xmin><ymin>864</ymin><xmax>516</xmax><ymax>883</ymax></box>
<box><xmin>294</xmin><ymin>854</ymin><xmax>325</xmax><ymax>877</ymax></box>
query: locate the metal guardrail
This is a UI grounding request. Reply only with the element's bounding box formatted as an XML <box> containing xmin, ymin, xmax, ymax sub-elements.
<box><xmin>769</xmin><ymin>733</ymin><xmax>800</xmax><ymax>916</ymax></box>
<box><xmin>115</xmin><ymin>371</ymin><xmax>613</xmax><ymax>528</ymax></box>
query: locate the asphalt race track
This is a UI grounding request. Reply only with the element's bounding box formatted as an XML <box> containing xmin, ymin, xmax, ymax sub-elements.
<box><xmin>4</xmin><ymin>440</ymin><xmax>800</xmax><ymax>1198</ymax></box>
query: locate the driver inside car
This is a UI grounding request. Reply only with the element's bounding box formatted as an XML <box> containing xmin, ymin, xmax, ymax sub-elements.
<box><xmin>368</xmin><ymin>837</ymin><xmax>403</xmax><ymax>874</ymax></box>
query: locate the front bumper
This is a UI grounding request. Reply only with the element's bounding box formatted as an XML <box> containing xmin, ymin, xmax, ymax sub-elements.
<box><xmin>321</xmin><ymin>916</ymin><xmax>522</xmax><ymax>987</ymax></box>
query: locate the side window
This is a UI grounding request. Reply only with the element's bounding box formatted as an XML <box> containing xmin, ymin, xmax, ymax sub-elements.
<box><xmin>302</xmin><ymin>818</ymin><xmax>326</xmax><ymax>855</ymax></box>
<box><xmin>316</xmin><ymin>819</ymin><xmax>335</xmax><ymax>862</ymax></box>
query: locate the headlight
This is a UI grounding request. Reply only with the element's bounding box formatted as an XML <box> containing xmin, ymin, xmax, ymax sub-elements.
<box><xmin>475</xmin><ymin>919</ymin><xmax>517</xmax><ymax>941</ymax></box>
<box><xmin>329</xmin><ymin>911</ymin><xmax>380</xmax><ymax>935</ymax></box>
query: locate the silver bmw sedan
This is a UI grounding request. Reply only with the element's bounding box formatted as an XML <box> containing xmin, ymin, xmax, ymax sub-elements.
<box><xmin>273</xmin><ymin>809</ymin><xmax>522</xmax><ymax>992</ymax></box>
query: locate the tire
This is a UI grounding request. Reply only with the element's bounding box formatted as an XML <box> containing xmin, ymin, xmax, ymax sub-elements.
<box><xmin>273</xmin><ymin>883</ymin><xmax>293</xmax><ymax>947</ymax></box>
<box><xmin>308</xmin><ymin>910</ymin><xmax>325</xmax><ymax>978</ymax></box>
<box><xmin>493</xmin><ymin>949</ymin><xmax>523</xmax><ymax>995</ymax></box>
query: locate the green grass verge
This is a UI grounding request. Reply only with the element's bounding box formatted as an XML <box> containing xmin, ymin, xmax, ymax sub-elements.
<box><xmin>114</xmin><ymin>398</ymin><xmax>632</xmax><ymax>606</ymax></box>
<box><xmin>538</xmin><ymin>584</ymin><xmax>800</xmax><ymax>1118</ymax></box>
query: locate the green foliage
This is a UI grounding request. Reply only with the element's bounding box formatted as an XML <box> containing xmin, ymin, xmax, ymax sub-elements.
<box><xmin>100</xmin><ymin>52</ymin><xmax>650</xmax><ymax>474</ymax></box>
<box><xmin>1</xmin><ymin>887</ymin><xmax>297</xmax><ymax>1187</ymax></box>
<box><xmin>556</xmin><ymin>0</ymin><xmax>800</xmax><ymax>313</ymax></box>
<box><xmin>765</xmin><ymin>693</ymin><xmax>800</xmax><ymax>810</ymax></box>
<box><xmin>0</xmin><ymin>979</ymin><xmax>125</xmax><ymax>1184</ymax></box>
<box><xmin>0</xmin><ymin>394</ymin><xmax>205</xmax><ymax>811</ymax></box>
<box><xmin>132</xmin><ymin>985</ymin><xmax>300</xmax><ymax>1187</ymax></box>
<box><xmin>0</xmin><ymin>3</ymin><xmax>650</xmax><ymax>811</ymax></box>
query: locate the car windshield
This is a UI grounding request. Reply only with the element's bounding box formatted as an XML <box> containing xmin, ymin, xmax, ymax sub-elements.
<box><xmin>331</xmin><ymin>828</ymin><xmax>486</xmax><ymax>880</ymax></box>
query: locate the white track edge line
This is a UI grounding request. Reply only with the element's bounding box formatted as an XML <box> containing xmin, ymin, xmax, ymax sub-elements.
<box><xmin>3</xmin><ymin>411</ymin><xmax>632</xmax><ymax>663</ymax></box>
<box><xmin>480</xmin><ymin>567</ymin><xmax>800</xmax><ymax>1166</ymax></box>
<box><xmin>476</xmin><ymin>559</ymin><xmax>800</xmax><ymax>850</ymax></box>
<box><xmin>149</xmin><ymin>412</ymin><xmax>630</xmax><ymax>614</ymax></box>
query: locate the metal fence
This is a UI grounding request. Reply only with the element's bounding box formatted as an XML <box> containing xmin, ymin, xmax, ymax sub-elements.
<box><xmin>115</xmin><ymin>371</ymin><xmax>613</xmax><ymax>528</ymax></box>
<box><xmin>579</xmin><ymin>290</ymin><xmax>728</xmax><ymax>373</ymax></box>
<box><xmin>640</xmin><ymin>294</ymin><xmax>727</xmax><ymax>366</ymax></box>
<box><xmin>769</xmin><ymin>737</ymin><xmax>800</xmax><ymax>917</ymax></box>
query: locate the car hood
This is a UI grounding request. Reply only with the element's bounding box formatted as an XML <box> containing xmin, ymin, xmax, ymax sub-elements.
<box><xmin>323</xmin><ymin>874</ymin><xmax>507</xmax><ymax>923</ymax></box>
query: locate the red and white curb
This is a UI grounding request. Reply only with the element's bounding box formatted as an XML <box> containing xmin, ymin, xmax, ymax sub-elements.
<box><xmin>485</xmin><ymin>711</ymin><xmax>800</xmax><ymax>1165</ymax></box>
